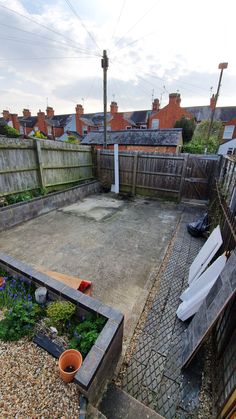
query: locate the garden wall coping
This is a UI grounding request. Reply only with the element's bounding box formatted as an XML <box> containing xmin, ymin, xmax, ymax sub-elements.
<box><xmin>0</xmin><ymin>180</ymin><xmax>102</xmax><ymax>232</ymax></box>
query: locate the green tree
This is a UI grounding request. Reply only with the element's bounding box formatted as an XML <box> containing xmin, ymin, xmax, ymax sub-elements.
<box><xmin>174</xmin><ymin>117</ymin><xmax>196</xmax><ymax>143</ymax></box>
<box><xmin>182</xmin><ymin>119</ymin><xmax>222</xmax><ymax>154</ymax></box>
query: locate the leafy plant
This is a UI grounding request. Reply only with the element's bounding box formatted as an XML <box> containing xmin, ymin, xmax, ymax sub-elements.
<box><xmin>6</xmin><ymin>191</ymin><xmax>34</xmax><ymax>205</ymax></box>
<box><xmin>33</xmin><ymin>131</ymin><xmax>47</xmax><ymax>139</ymax></box>
<box><xmin>65</xmin><ymin>135</ymin><xmax>80</xmax><ymax>144</ymax></box>
<box><xmin>0</xmin><ymin>300</ymin><xmax>42</xmax><ymax>341</ymax></box>
<box><xmin>182</xmin><ymin>119</ymin><xmax>222</xmax><ymax>154</ymax></box>
<box><xmin>0</xmin><ymin>276</ymin><xmax>35</xmax><ymax>309</ymax></box>
<box><xmin>3</xmin><ymin>125</ymin><xmax>20</xmax><ymax>138</ymax></box>
<box><xmin>69</xmin><ymin>314</ymin><xmax>106</xmax><ymax>358</ymax></box>
<box><xmin>46</xmin><ymin>300</ymin><xmax>76</xmax><ymax>334</ymax></box>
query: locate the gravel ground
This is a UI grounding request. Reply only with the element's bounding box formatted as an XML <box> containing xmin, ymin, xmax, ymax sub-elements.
<box><xmin>0</xmin><ymin>339</ymin><xmax>80</xmax><ymax>418</ymax></box>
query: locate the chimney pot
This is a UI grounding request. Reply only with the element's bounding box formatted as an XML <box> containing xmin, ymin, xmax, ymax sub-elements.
<box><xmin>110</xmin><ymin>101</ymin><xmax>118</xmax><ymax>114</ymax></box>
<box><xmin>169</xmin><ymin>93</ymin><xmax>181</xmax><ymax>106</ymax></box>
<box><xmin>46</xmin><ymin>106</ymin><xmax>54</xmax><ymax>118</ymax></box>
<box><xmin>210</xmin><ymin>94</ymin><xmax>216</xmax><ymax>110</ymax></box>
<box><xmin>23</xmin><ymin>108</ymin><xmax>31</xmax><ymax>118</ymax></box>
<box><xmin>75</xmin><ymin>104</ymin><xmax>84</xmax><ymax>115</ymax></box>
<box><xmin>152</xmin><ymin>98</ymin><xmax>160</xmax><ymax>112</ymax></box>
<box><xmin>2</xmin><ymin>110</ymin><xmax>10</xmax><ymax>120</ymax></box>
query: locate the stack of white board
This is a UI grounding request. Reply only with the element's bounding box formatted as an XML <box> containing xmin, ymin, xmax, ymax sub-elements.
<box><xmin>176</xmin><ymin>226</ymin><xmax>225</xmax><ymax>321</ymax></box>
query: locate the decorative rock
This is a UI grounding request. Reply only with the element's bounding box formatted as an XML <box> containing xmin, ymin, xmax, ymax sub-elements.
<box><xmin>35</xmin><ymin>287</ymin><xmax>47</xmax><ymax>304</ymax></box>
<box><xmin>49</xmin><ymin>326</ymin><xmax>58</xmax><ymax>339</ymax></box>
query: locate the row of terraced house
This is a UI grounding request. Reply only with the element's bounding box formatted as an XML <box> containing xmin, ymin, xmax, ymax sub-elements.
<box><xmin>1</xmin><ymin>92</ymin><xmax>236</xmax><ymax>153</ymax></box>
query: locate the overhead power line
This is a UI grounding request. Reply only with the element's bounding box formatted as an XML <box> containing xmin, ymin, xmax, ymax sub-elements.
<box><xmin>0</xmin><ymin>22</ymin><xmax>98</xmax><ymax>56</ymax></box>
<box><xmin>0</xmin><ymin>35</ymin><xmax>96</xmax><ymax>57</ymax></box>
<box><xmin>0</xmin><ymin>4</ymin><xmax>101</xmax><ymax>58</ymax></box>
<box><xmin>112</xmin><ymin>0</ymin><xmax>127</xmax><ymax>40</ymax></box>
<box><xmin>64</xmin><ymin>0</ymin><xmax>101</xmax><ymax>54</ymax></box>
<box><xmin>0</xmin><ymin>56</ymin><xmax>96</xmax><ymax>62</ymax></box>
<box><xmin>113</xmin><ymin>0</ymin><xmax>159</xmax><ymax>49</ymax></box>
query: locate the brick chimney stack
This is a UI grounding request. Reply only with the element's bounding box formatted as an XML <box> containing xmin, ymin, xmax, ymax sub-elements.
<box><xmin>2</xmin><ymin>110</ymin><xmax>10</xmax><ymax>120</ymax></box>
<box><xmin>152</xmin><ymin>98</ymin><xmax>160</xmax><ymax>112</ymax></box>
<box><xmin>75</xmin><ymin>104</ymin><xmax>84</xmax><ymax>115</ymax></box>
<box><xmin>37</xmin><ymin>110</ymin><xmax>47</xmax><ymax>134</ymax></box>
<box><xmin>169</xmin><ymin>93</ymin><xmax>181</xmax><ymax>106</ymax></box>
<box><xmin>46</xmin><ymin>106</ymin><xmax>54</xmax><ymax>118</ymax></box>
<box><xmin>23</xmin><ymin>108</ymin><xmax>31</xmax><ymax>118</ymax></box>
<box><xmin>110</xmin><ymin>101</ymin><xmax>118</xmax><ymax>114</ymax></box>
<box><xmin>11</xmin><ymin>114</ymin><xmax>20</xmax><ymax>132</ymax></box>
<box><xmin>210</xmin><ymin>94</ymin><xmax>216</xmax><ymax>110</ymax></box>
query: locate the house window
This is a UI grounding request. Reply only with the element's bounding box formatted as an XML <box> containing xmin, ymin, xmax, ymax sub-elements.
<box><xmin>19</xmin><ymin>126</ymin><xmax>24</xmax><ymax>134</ymax></box>
<box><xmin>126</xmin><ymin>126</ymin><xmax>132</xmax><ymax>130</ymax></box>
<box><xmin>82</xmin><ymin>127</ymin><xmax>88</xmax><ymax>135</ymax></box>
<box><xmin>227</xmin><ymin>148</ymin><xmax>233</xmax><ymax>155</ymax></box>
<box><xmin>48</xmin><ymin>126</ymin><xmax>52</xmax><ymax>135</ymax></box>
<box><xmin>223</xmin><ymin>125</ymin><xmax>234</xmax><ymax>140</ymax></box>
<box><xmin>140</xmin><ymin>125</ymin><xmax>147</xmax><ymax>129</ymax></box>
<box><xmin>151</xmin><ymin>119</ymin><xmax>159</xmax><ymax>129</ymax></box>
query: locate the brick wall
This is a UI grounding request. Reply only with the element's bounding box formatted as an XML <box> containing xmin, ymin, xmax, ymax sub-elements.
<box><xmin>148</xmin><ymin>93</ymin><xmax>194</xmax><ymax>129</ymax></box>
<box><xmin>96</xmin><ymin>144</ymin><xmax>177</xmax><ymax>153</ymax></box>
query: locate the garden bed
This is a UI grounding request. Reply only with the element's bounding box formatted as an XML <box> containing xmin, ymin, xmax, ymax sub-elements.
<box><xmin>0</xmin><ymin>180</ymin><xmax>101</xmax><ymax>232</ymax></box>
<box><xmin>0</xmin><ymin>251</ymin><xmax>124</xmax><ymax>405</ymax></box>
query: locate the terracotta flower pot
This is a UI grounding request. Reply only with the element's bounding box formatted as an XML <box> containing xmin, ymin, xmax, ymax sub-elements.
<box><xmin>0</xmin><ymin>277</ymin><xmax>6</xmax><ymax>289</ymax></box>
<box><xmin>59</xmin><ymin>349</ymin><xmax>82</xmax><ymax>383</ymax></box>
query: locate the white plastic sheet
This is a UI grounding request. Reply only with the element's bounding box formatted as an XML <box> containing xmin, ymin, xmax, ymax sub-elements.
<box><xmin>177</xmin><ymin>254</ymin><xmax>227</xmax><ymax>321</ymax></box>
<box><xmin>188</xmin><ymin>225</ymin><xmax>222</xmax><ymax>284</ymax></box>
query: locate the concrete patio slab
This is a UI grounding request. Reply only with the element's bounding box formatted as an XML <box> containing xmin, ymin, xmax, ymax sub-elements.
<box><xmin>0</xmin><ymin>194</ymin><xmax>181</xmax><ymax>345</ymax></box>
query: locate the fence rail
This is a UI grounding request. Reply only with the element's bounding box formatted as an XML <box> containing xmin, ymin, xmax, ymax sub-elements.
<box><xmin>96</xmin><ymin>149</ymin><xmax>219</xmax><ymax>201</ymax></box>
<box><xmin>0</xmin><ymin>137</ymin><xmax>93</xmax><ymax>197</ymax></box>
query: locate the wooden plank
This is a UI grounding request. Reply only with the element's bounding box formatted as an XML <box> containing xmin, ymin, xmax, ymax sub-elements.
<box><xmin>0</xmin><ymin>166</ymin><xmax>38</xmax><ymax>174</ymax></box>
<box><xmin>35</xmin><ymin>140</ymin><xmax>45</xmax><ymax>189</ymax></box>
<box><xmin>132</xmin><ymin>152</ymin><xmax>138</xmax><ymax>195</ymax></box>
<box><xmin>182</xmin><ymin>250</ymin><xmax>236</xmax><ymax>367</ymax></box>
<box><xmin>43</xmin><ymin>164</ymin><xmax>93</xmax><ymax>170</ymax></box>
<box><xmin>45</xmin><ymin>176</ymin><xmax>94</xmax><ymax>188</ymax></box>
<box><xmin>33</xmin><ymin>333</ymin><xmax>64</xmax><ymax>358</ymax></box>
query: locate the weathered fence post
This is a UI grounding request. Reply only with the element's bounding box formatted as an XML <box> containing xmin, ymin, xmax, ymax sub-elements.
<box><xmin>97</xmin><ymin>149</ymin><xmax>101</xmax><ymax>179</ymax></box>
<box><xmin>35</xmin><ymin>140</ymin><xmax>45</xmax><ymax>190</ymax></box>
<box><xmin>132</xmin><ymin>152</ymin><xmax>139</xmax><ymax>196</ymax></box>
<box><xmin>178</xmin><ymin>153</ymin><xmax>189</xmax><ymax>201</ymax></box>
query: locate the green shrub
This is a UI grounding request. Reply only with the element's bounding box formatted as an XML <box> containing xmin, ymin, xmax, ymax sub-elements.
<box><xmin>3</xmin><ymin>125</ymin><xmax>20</xmax><ymax>138</ymax></box>
<box><xmin>6</xmin><ymin>191</ymin><xmax>34</xmax><ymax>205</ymax></box>
<box><xmin>69</xmin><ymin>315</ymin><xmax>106</xmax><ymax>358</ymax></box>
<box><xmin>0</xmin><ymin>300</ymin><xmax>42</xmax><ymax>341</ymax></box>
<box><xmin>46</xmin><ymin>300</ymin><xmax>76</xmax><ymax>334</ymax></box>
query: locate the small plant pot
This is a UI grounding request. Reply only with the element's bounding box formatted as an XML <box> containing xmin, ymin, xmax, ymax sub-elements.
<box><xmin>0</xmin><ymin>277</ymin><xmax>6</xmax><ymax>288</ymax></box>
<box><xmin>59</xmin><ymin>349</ymin><xmax>83</xmax><ymax>383</ymax></box>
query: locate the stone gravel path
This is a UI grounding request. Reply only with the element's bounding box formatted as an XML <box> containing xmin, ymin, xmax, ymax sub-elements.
<box><xmin>0</xmin><ymin>339</ymin><xmax>80</xmax><ymax>418</ymax></box>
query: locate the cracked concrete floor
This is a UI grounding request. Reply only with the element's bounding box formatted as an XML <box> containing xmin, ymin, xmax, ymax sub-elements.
<box><xmin>0</xmin><ymin>194</ymin><xmax>181</xmax><ymax>343</ymax></box>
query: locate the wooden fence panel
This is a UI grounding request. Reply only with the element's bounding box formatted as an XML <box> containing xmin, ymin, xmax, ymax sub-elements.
<box><xmin>97</xmin><ymin>150</ymin><xmax>218</xmax><ymax>201</ymax></box>
<box><xmin>0</xmin><ymin>137</ymin><xmax>93</xmax><ymax>196</ymax></box>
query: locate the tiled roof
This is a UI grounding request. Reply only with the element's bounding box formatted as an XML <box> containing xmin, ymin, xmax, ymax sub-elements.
<box><xmin>184</xmin><ymin>106</ymin><xmax>236</xmax><ymax>122</ymax></box>
<box><xmin>46</xmin><ymin>114</ymin><xmax>71</xmax><ymax>127</ymax></box>
<box><xmin>18</xmin><ymin>116</ymin><xmax>37</xmax><ymax>128</ymax></box>
<box><xmin>82</xmin><ymin>129</ymin><xmax>182</xmax><ymax>146</ymax></box>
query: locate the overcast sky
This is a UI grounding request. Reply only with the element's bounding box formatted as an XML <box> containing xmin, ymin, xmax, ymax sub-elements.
<box><xmin>0</xmin><ymin>0</ymin><xmax>235</xmax><ymax>116</ymax></box>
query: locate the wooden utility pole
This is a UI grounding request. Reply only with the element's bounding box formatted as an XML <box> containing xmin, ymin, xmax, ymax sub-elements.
<box><xmin>101</xmin><ymin>50</ymin><xmax>109</xmax><ymax>148</ymax></box>
<box><xmin>206</xmin><ymin>62</ymin><xmax>228</xmax><ymax>151</ymax></box>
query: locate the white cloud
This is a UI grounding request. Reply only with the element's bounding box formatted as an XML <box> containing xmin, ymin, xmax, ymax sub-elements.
<box><xmin>0</xmin><ymin>0</ymin><xmax>235</xmax><ymax>116</ymax></box>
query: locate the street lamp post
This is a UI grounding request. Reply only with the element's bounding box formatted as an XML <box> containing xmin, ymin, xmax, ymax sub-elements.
<box><xmin>205</xmin><ymin>62</ymin><xmax>228</xmax><ymax>152</ymax></box>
